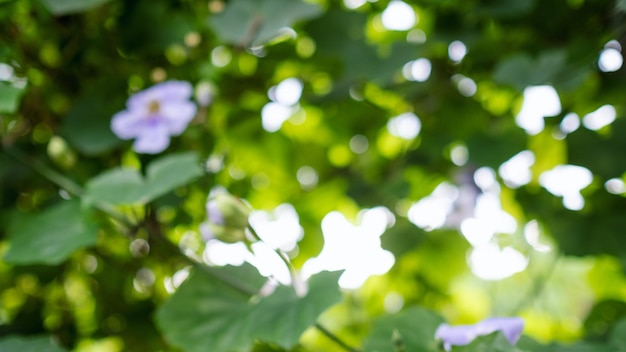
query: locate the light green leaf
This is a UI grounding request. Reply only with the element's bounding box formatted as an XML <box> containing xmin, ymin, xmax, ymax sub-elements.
<box><xmin>143</xmin><ymin>152</ymin><xmax>204</xmax><ymax>201</ymax></box>
<box><xmin>38</xmin><ymin>0</ymin><xmax>110</xmax><ymax>15</ymax></box>
<box><xmin>208</xmin><ymin>0</ymin><xmax>322</xmax><ymax>46</ymax></box>
<box><xmin>84</xmin><ymin>152</ymin><xmax>204</xmax><ymax>206</ymax></box>
<box><xmin>0</xmin><ymin>335</ymin><xmax>66</xmax><ymax>352</ymax></box>
<box><xmin>0</xmin><ymin>82</ymin><xmax>24</xmax><ymax>113</ymax></box>
<box><xmin>156</xmin><ymin>268</ymin><xmax>342</xmax><ymax>352</ymax></box>
<box><xmin>84</xmin><ymin>168</ymin><xmax>145</xmax><ymax>205</ymax></box>
<box><xmin>4</xmin><ymin>200</ymin><xmax>98</xmax><ymax>265</ymax></box>
<box><xmin>363</xmin><ymin>306</ymin><xmax>444</xmax><ymax>352</ymax></box>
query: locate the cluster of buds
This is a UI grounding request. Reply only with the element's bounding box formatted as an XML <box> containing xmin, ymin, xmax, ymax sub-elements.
<box><xmin>201</xmin><ymin>193</ymin><xmax>251</xmax><ymax>243</ymax></box>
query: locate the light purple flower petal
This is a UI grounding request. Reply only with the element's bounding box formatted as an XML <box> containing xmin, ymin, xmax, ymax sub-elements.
<box><xmin>477</xmin><ymin>317</ymin><xmax>524</xmax><ymax>345</ymax></box>
<box><xmin>132</xmin><ymin>123</ymin><xmax>171</xmax><ymax>154</ymax></box>
<box><xmin>435</xmin><ymin>324</ymin><xmax>479</xmax><ymax>351</ymax></box>
<box><xmin>111</xmin><ymin>110</ymin><xmax>144</xmax><ymax>139</ymax></box>
<box><xmin>154</xmin><ymin>80</ymin><xmax>193</xmax><ymax>101</ymax></box>
<box><xmin>127</xmin><ymin>80</ymin><xmax>193</xmax><ymax>111</ymax></box>
<box><xmin>199</xmin><ymin>222</ymin><xmax>216</xmax><ymax>242</ymax></box>
<box><xmin>206</xmin><ymin>200</ymin><xmax>225</xmax><ymax>225</ymax></box>
<box><xmin>160</xmin><ymin>100</ymin><xmax>197</xmax><ymax>135</ymax></box>
<box><xmin>435</xmin><ymin>317</ymin><xmax>524</xmax><ymax>351</ymax></box>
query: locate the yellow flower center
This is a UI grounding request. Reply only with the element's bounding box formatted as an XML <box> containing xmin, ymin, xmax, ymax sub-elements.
<box><xmin>148</xmin><ymin>100</ymin><xmax>160</xmax><ymax>114</ymax></box>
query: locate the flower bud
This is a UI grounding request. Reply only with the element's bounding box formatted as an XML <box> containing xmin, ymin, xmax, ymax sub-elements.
<box><xmin>202</xmin><ymin>194</ymin><xmax>250</xmax><ymax>243</ymax></box>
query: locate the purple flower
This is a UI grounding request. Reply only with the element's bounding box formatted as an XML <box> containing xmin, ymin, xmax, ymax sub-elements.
<box><xmin>111</xmin><ymin>80</ymin><xmax>197</xmax><ymax>154</ymax></box>
<box><xmin>435</xmin><ymin>317</ymin><xmax>524</xmax><ymax>351</ymax></box>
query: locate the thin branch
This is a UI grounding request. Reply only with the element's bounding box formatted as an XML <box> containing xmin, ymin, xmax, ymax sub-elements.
<box><xmin>315</xmin><ymin>323</ymin><xmax>362</xmax><ymax>352</ymax></box>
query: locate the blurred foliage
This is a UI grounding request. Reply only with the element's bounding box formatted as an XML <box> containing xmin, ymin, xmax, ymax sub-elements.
<box><xmin>2</xmin><ymin>0</ymin><xmax>626</xmax><ymax>351</ymax></box>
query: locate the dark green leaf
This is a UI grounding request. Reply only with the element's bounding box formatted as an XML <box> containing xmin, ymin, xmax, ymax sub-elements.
<box><xmin>0</xmin><ymin>335</ymin><xmax>66</xmax><ymax>352</ymax></box>
<box><xmin>156</xmin><ymin>266</ymin><xmax>258</xmax><ymax>352</ymax></box>
<box><xmin>493</xmin><ymin>51</ymin><xmax>565</xmax><ymax>90</ymax></box>
<box><xmin>363</xmin><ymin>306</ymin><xmax>444</xmax><ymax>352</ymax></box>
<box><xmin>492</xmin><ymin>50</ymin><xmax>589</xmax><ymax>92</ymax></box>
<box><xmin>61</xmin><ymin>89</ymin><xmax>123</xmax><ymax>155</ymax></box>
<box><xmin>4</xmin><ymin>200</ymin><xmax>98</xmax><ymax>265</ymax></box>
<box><xmin>250</xmin><ymin>271</ymin><xmax>343</xmax><ymax>347</ymax></box>
<box><xmin>208</xmin><ymin>0</ymin><xmax>322</xmax><ymax>46</ymax></box>
<box><xmin>156</xmin><ymin>268</ymin><xmax>342</xmax><ymax>352</ymax></box>
<box><xmin>610</xmin><ymin>318</ymin><xmax>626</xmax><ymax>350</ymax></box>
<box><xmin>476</xmin><ymin>0</ymin><xmax>535</xmax><ymax>18</ymax></box>
<box><xmin>38</xmin><ymin>0</ymin><xmax>110</xmax><ymax>15</ymax></box>
<box><xmin>584</xmin><ymin>300</ymin><xmax>626</xmax><ymax>340</ymax></box>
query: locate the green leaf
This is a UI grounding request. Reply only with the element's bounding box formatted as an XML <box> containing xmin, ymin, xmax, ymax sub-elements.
<box><xmin>363</xmin><ymin>306</ymin><xmax>444</xmax><ymax>352</ymax></box>
<box><xmin>38</xmin><ymin>0</ymin><xmax>110</xmax><ymax>15</ymax></box>
<box><xmin>493</xmin><ymin>50</ymin><xmax>589</xmax><ymax>91</ymax></box>
<box><xmin>493</xmin><ymin>52</ymin><xmax>564</xmax><ymax>90</ymax></box>
<box><xmin>4</xmin><ymin>200</ymin><xmax>98</xmax><ymax>265</ymax></box>
<box><xmin>143</xmin><ymin>152</ymin><xmax>204</xmax><ymax>201</ymax></box>
<box><xmin>84</xmin><ymin>152</ymin><xmax>204</xmax><ymax>206</ymax></box>
<box><xmin>250</xmin><ymin>271</ymin><xmax>343</xmax><ymax>347</ymax></box>
<box><xmin>84</xmin><ymin>168</ymin><xmax>145</xmax><ymax>205</ymax></box>
<box><xmin>476</xmin><ymin>0</ymin><xmax>535</xmax><ymax>18</ymax></box>
<box><xmin>208</xmin><ymin>0</ymin><xmax>322</xmax><ymax>46</ymax></box>
<box><xmin>156</xmin><ymin>268</ymin><xmax>342</xmax><ymax>352</ymax></box>
<box><xmin>0</xmin><ymin>335</ymin><xmax>66</xmax><ymax>352</ymax></box>
<box><xmin>453</xmin><ymin>332</ymin><xmax>523</xmax><ymax>352</ymax></box>
<box><xmin>516</xmin><ymin>336</ymin><xmax>546</xmax><ymax>351</ymax></box>
<box><xmin>156</xmin><ymin>266</ymin><xmax>257</xmax><ymax>352</ymax></box>
<box><xmin>610</xmin><ymin>318</ymin><xmax>626</xmax><ymax>350</ymax></box>
<box><xmin>531</xmin><ymin>342</ymin><xmax>616</xmax><ymax>352</ymax></box>
<box><xmin>0</xmin><ymin>82</ymin><xmax>24</xmax><ymax>113</ymax></box>
<box><xmin>61</xmin><ymin>88</ymin><xmax>123</xmax><ymax>155</ymax></box>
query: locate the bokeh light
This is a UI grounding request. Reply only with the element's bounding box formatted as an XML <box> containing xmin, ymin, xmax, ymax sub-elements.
<box><xmin>381</xmin><ymin>1</ymin><xmax>417</xmax><ymax>31</ymax></box>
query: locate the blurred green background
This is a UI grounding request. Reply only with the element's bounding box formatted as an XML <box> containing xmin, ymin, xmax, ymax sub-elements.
<box><xmin>3</xmin><ymin>0</ymin><xmax>626</xmax><ymax>351</ymax></box>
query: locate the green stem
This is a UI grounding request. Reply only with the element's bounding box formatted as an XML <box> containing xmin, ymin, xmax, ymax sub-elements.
<box><xmin>315</xmin><ymin>323</ymin><xmax>361</xmax><ymax>352</ymax></box>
